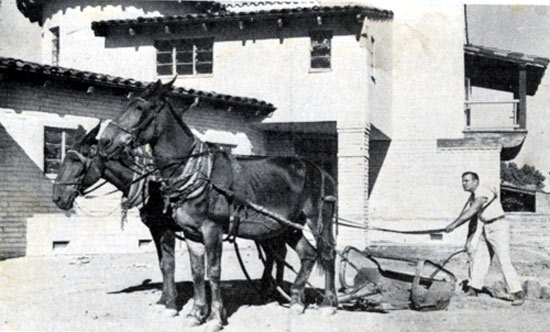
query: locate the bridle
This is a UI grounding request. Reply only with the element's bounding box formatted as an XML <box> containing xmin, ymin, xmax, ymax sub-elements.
<box><xmin>108</xmin><ymin>97</ymin><xmax>166</xmax><ymax>151</ymax></box>
<box><xmin>54</xmin><ymin>148</ymin><xmax>106</xmax><ymax>197</ymax></box>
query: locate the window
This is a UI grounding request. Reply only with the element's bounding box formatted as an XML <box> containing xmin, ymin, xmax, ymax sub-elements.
<box><xmin>44</xmin><ymin>127</ymin><xmax>77</xmax><ymax>175</ymax></box>
<box><xmin>50</xmin><ymin>27</ymin><xmax>60</xmax><ymax>66</ymax></box>
<box><xmin>310</xmin><ymin>31</ymin><xmax>332</xmax><ymax>71</ymax></box>
<box><xmin>155</xmin><ymin>38</ymin><xmax>213</xmax><ymax>76</ymax></box>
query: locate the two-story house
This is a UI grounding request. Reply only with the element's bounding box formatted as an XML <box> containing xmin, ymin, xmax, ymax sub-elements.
<box><xmin>2</xmin><ymin>0</ymin><xmax>547</xmax><ymax>258</ymax></box>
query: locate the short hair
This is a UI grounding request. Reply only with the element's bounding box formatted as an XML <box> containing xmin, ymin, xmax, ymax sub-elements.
<box><xmin>462</xmin><ymin>171</ymin><xmax>479</xmax><ymax>181</ymax></box>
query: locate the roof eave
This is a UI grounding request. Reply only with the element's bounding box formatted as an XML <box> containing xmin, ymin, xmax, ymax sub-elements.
<box><xmin>91</xmin><ymin>6</ymin><xmax>393</xmax><ymax>37</ymax></box>
<box><xmin>0</xmin><ymin>57</ymin><xmax>275</xmax><ymax>116</ymax></box>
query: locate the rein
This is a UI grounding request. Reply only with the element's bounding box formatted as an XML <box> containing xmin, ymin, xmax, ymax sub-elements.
<box><xmin>337</xmin><ymin>217</ymin><xmax>447</xmax><ymax>235</ymax></box>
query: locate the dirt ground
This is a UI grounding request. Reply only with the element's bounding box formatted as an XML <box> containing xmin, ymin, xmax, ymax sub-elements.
<box><xmin>1</xmin><ymin>241</ymin><xmax>550</xmax><ymax>332</ymax></box>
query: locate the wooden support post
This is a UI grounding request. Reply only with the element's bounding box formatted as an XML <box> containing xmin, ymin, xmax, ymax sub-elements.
<box><xmin>518</xmin><ymin>66</ymin><xmax>527</xmax><ymax>129</ymax></box>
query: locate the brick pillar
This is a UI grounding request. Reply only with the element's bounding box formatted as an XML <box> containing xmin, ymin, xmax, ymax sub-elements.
<box><xmin>336</xmin><ymin>122</ymin><xmax>370</xmax><ymax>249</ymax></box>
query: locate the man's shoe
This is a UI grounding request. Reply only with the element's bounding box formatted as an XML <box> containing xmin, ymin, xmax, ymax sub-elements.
<box><xmin>466</xmin><ymin>287</ymin><xmax>480</xmax><ymax>297</ymax></box>
<box><xmin>512</xmin><ymin>291</ymin><xmax>525</xmax><ymax>306</ymax></box>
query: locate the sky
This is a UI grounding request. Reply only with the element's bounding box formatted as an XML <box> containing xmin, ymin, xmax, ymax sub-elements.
<box><xmin>1</xmin><ymin>1</ymin><xmax>550</xmax><ymax>181</ymax></box>
<box><xmin>467</xmin><ymin>5</ymin><xmax>550</xmax><ymax>184</ymax></box>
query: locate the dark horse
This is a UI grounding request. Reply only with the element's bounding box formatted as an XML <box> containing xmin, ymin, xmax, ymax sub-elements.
<box><xmin>52</xmin><ymin>122</ymin><xmax>288</xmax><ymax>318</ymax></box>
<box><xmin>99</xmin><ymin>80</ymin><xmax>338</xmax><ymax>331</ymax></box>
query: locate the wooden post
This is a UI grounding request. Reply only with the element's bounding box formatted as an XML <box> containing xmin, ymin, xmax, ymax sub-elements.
<box><xmin>518</xmin><ymin>66</ymin><xmax>527</xmax><ymax>129</ymax></box>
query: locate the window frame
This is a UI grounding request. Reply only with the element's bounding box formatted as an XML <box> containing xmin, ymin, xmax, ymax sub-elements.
<box><xmin>44</xmin><ymin>126</ymin><xmax>77</xmax><ymax>177</ymax></box>
<box><xmin>155</xmin><ymin>38</ymin><xmax>214</xmax><ymax>78</ymax></box>
<box><xmin>309</xmin><ymin>30</ymin><xmax>332</xmax><ymax>73</ymax></box>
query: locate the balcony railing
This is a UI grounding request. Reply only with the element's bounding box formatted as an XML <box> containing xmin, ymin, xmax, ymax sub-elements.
<box><xmin>464</xmin><ymin>100</ymin><xmax>520</xmax><ymax>130</ymax></box>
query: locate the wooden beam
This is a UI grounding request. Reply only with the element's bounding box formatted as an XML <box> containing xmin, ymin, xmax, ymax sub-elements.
<box><xmin>518</xmin><ymin>66</ymin><xmax>527</xmax><ymax>129</ymax></box>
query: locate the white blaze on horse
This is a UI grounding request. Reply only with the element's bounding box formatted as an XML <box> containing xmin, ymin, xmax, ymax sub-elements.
<box><xmin>98</xmin><ymin>80</ymin><xmax>338</xmax><ymax>331</ymax></box>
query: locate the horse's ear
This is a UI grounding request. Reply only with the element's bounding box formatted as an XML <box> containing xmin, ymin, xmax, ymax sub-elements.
<box><xmin>73</xmin><ymin>125</ymin><xmax>88</xmax><ymax>149</ymax></box>
<box><xmin>83</xmin><ymin>121</ymin><xmax>101</xmax><ymax>144</ymax></box>
<box><xmin>163</xmin><ymin>76</ymin><xmax>177</xmax><ymax>89</ymax></box>
<box><xmin>142</xmin><ymin>80</ymin><xmax>163</xmax><ymax>99</ymax></box>
<box><xmin>75</xmin><ymin>122</ymin><xmax>101</xmax><ymax>148</ymax></box>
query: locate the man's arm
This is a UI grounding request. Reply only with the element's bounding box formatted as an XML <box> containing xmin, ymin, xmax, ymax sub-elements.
<box><xmin>445</xmin><ymin>196</ymin><xmax>487</xmax><ymax>233</ymax></box>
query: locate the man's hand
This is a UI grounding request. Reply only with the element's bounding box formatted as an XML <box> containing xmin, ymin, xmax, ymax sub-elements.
<box><xmin>445</xmin><ymin>223</ymin><xmax>456</xmax><ymax>233</ymax></box>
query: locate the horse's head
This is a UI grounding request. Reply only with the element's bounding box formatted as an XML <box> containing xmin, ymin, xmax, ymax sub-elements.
<box><xmin>99</xmin><ymin>79</ymin><xmax>175</xmax><ymax>159</ymax></box>
<box><xmin>52</xmin><ymin>122</ymin><xmax>104</xmax><ymax>210</ymax></box>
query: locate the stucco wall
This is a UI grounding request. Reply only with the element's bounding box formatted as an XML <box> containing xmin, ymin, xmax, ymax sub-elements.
<box><xmin>383</xmin><ymin>3</ymin><xmax>466</xmax><ymax>140</ymax></box>
<box><xmin>368</xmin><ymin>139</ymin><xmax>502</xmax><ymax>245</ymax></box>
<box><xmin>40</xmin><ymin>0</ymin><xmax>203</xmax><ymax>75</ymax></box>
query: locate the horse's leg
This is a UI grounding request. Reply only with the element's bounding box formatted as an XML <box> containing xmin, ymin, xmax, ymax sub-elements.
<box><xmin>202</xmin><ymin>221</ymin><xmax>225</xmax><ymax>332</ymax></box>
<box><xmin>286</xmin><ymin>233</ymin><xmax>317</xmax><ymax>314</ymax></box>
<box><xmin>318</xmin><ymin>214</ymin><xmax>338</xmax><ymax>315</ymax></box>
<box><xmin>260</xmin><ymin>238</ymin><xmax>287</xmax><ymax>301</ymax></box>
<box><xmin>275</xmin><ymin>238</ymin><xmax>287</xmax><ymax>288</ymax></box>
<box><xmin>259</xmin><ymin>241</ymin><xmax>275</xmax><ymax>300</ymax></box>
<box><xmin>182</xmin><ymin>239</ymin><xmax>209</xmax><ymax>327</ymax></box>
<box><xmin>148</xmin><ymin>225</ymin><xmax>177</xmax><ymax>315</ymax></box>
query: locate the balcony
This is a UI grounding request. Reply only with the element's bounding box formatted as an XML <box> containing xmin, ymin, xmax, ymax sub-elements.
<box><xmin>463</xmin><ymin>99</ymin><xmax>527</xmax><ymax>160</ymax></box>
<box><xmin>461</xmin><ymin>44</ymin><xmax>549</xmax><ymax>160</ymax></box>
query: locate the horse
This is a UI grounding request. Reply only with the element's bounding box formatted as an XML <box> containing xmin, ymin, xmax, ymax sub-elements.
<box><xmin>98</xmin><ymin>80</ymin><xmax>338</xmax><ymax>331</ymax></box>
<box><xmin>52</xmin><ymin>122</ymin><xmax>288</xmax><ymax>318</ymax></box>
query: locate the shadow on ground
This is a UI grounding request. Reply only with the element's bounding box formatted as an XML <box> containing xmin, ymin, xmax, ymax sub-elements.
<box><xmin>108</xmin><ymin>279</ymin><xmax>326</xmax><ymax>318</ymax></box>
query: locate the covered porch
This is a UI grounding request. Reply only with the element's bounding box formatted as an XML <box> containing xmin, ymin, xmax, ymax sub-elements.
<box><xmin>463</xmin><ymin>44</ymin><xmax>549</xmax><ymax>160</ymax></box>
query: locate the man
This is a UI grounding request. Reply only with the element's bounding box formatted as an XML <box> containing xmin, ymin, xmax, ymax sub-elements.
<box><xmin>445</xmin><ymin>171</ymin><xmax>524</xmax><ymax>306</ymax></box>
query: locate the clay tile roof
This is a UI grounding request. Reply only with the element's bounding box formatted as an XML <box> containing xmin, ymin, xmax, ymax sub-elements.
<box><xmin>464</xmin><ymin>44</ymin><xmax>549</xmax><ymax>96</ymax></box>
<box><xmin>464</xmin><ymin>44</ymin><xmax>550</xmax><ymax>68</ymax></box>
<box><xmin>16</xmin><ymin>0</ymin><xmax>228</xmax><ymax>25</ymax></box>
<box><xmin>91</xmin><ymin>5</ymin><xmax>393</xmax><ymax>36</ymax></box>
<box><xmin>0</xmin><ymin>57</ymin><xmax>275</xmax><ymax>114</ymax></box>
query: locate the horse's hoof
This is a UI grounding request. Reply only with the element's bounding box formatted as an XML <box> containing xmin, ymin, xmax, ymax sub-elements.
<box><xmin>319</xmin><ymin>306</ymin><xmax>337</xmax><ymax>316</ymax></box>
<box><xmin>203</xmin><ymin>320</ymin><xmax>223</xmax><ymax>332</ymax></box>
<box><xmin>289</xmin><ymin>303</ymin><xmax>305</xmax><ymax>315</ymax></box>
<box><xmin>182</xmin><ymin>314</ymin><xmax>203</xmax><ymax>327</ymax></box>
<box><xmin>159</xmin><ymin>308</ymin><xmax>179</xmax><ymax>318</ymax></box>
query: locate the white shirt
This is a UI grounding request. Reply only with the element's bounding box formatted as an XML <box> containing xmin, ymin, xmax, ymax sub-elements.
<box><xmin>471</xmin><ymin>184</ymin><xmax>505</xmax><ymax>222</ymax></box>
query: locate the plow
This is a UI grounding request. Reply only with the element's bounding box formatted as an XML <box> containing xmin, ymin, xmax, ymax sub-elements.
<box><xmin>222</xmin><ymin>187</ymin><xmax>465</xmax><ymax>313</ymax></box>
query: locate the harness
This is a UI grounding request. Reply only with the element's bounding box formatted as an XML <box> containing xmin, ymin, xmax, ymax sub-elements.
<box><xmin>159</xmin><ymin>139</ymin><xmax>212</xmax><ymax>213</ymax></box>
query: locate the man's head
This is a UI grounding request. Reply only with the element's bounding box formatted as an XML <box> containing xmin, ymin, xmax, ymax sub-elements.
<box><xmin>461</xmin><ymin>171</ymin><xmax>480</xmax><ymax>192</ymax></box>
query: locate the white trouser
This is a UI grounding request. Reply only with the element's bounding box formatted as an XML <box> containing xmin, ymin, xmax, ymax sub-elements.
<box><xmin>466</xmin><ymin>217</ymin><xmax>522</xmax><ymax>293</ymax></box>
